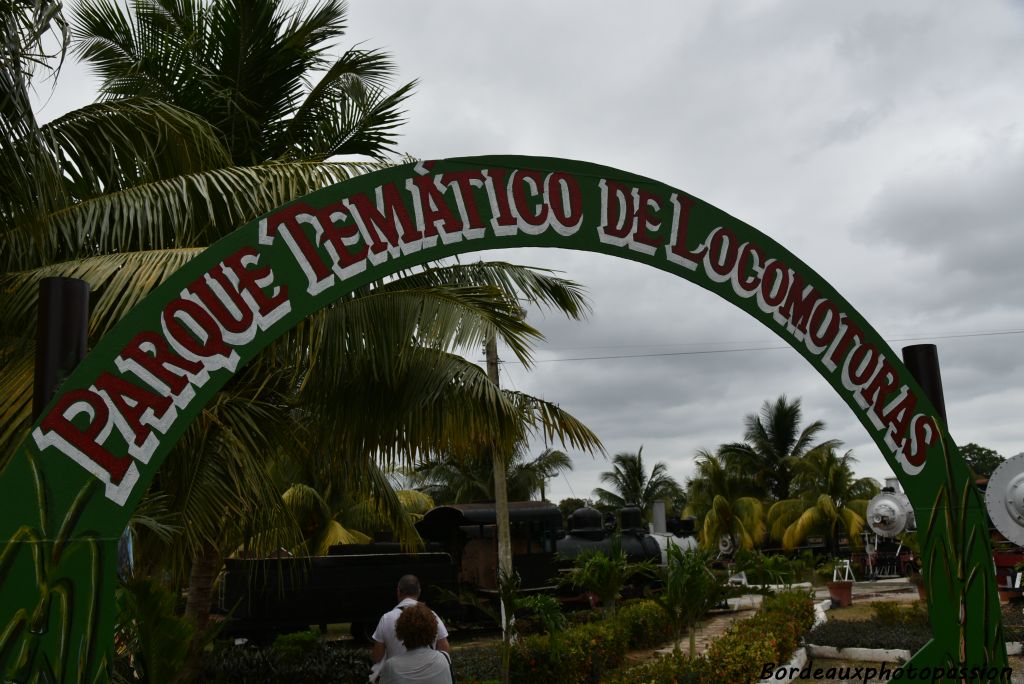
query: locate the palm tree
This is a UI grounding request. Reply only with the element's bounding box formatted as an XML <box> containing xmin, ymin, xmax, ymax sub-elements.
<box><xmin>591</xmin><ymin>448</ymin><xmax>683</xmax><ymax>518</ymax></box>
<box><xmin>2</xmin><ymin>0</ymin><xmax>411</xmax><ymax>466</ymax></box>
<box><xmin>1</xmin><ymin>0</ymin><xmax>604</xmax><ymax>653</ymax></box>
<box><xmin>767</xmin><ymin>446</ymin><xmax>880</xmax><ymax>553</ymax></box>
<box><xmin>73</xmin><ymin>0</ymin><xmax>415</xmax><ymax>166</ymax></box>
<box><xmin>718</xmin><ymin>395</ymin><xmax>839</xmax><ymax>502</ymax></box>
<box><xmin>685</xmin><ymin>450</ymin><xmax>766</xmax><ymax>553</ymax></box>
<box><xmin>411</xmin><ymin>446</ymin><xmax>574</xmax><ymax>504</ymax></box>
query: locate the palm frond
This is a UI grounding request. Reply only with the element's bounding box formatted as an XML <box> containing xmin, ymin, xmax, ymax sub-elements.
<box><xmin>1</xmin><ymin>161</ymin><xmax>374</xmax><ymax>271</ymax></box>
<box><xmin>38</xmin><ymin>98</ymin><xmax>232</xmax><ymax>198</ymax></box>
<box><xmin>0</xmin><ymin>248</ymin><xmax>202</xmax><ymax>341</ymax></box>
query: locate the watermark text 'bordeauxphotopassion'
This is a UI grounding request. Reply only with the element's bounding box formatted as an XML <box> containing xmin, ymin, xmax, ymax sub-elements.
<box><xmin>760</xmin><ymin>661</ymin><xmax>1012</xmax><ymax>682</ymax></box>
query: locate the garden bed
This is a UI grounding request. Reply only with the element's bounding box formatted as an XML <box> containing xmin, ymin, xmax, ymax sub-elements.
<box><xmin>202</xmin><ymin>592</ymin><xmax>820</xmax><ymax>683</ymax></box>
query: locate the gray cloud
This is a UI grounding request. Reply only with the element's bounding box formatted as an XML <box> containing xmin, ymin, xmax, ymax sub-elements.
<box><xmin>39</xmin><ymin>1</ymin><xmax>1024</xmax><ymax>503</ymax></box>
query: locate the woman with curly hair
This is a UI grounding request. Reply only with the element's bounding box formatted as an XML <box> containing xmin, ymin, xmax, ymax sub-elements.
<box><xmin>378</xmin><ymin>602</ymin><xmax>453</xmax><ymax>683</ymax></box>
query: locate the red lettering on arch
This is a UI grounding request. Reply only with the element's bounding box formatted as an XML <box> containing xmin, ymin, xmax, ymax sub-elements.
<box><xmin>345</xmin><ymin>184</ymin><xmax>422</xmax><ymax>254</ymax></box>
<box><xmin>410</xmin><ymin>174</ymin><xmax>463</xmax><ymax>236</ymax></box>
<box><xmin>859</xmin><ymin>360</ymin><xmax>900</xmax><ymax>416</ymax></box>
<box><xmin>511</xmin><ymin>170</ymin><xmax>549</xmax><ymax>227</ymax></box>
<box><xmin>93</xmin><ymin>371</ymin><xmax>172</xmax><ymax>451</ymax></box>
<box><xmin>780</xmin><ymin>273</ymin><xmax>822</xmax><ymax>335</ymax></box>
<box><xmin>119</xmin><ymin>331</ymin><xmax>203</xmax><ymax>396</ymax></box>
<box><xmin>38</xmin><ymin>389</ymin><xmax>132</xmax><ymax>484</ymax></box>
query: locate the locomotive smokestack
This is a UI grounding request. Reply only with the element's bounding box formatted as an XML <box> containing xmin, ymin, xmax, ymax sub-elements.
<box><xmin>652</xmin><ymin>501</ymin><xmax>667</xmax><ymax>534</ymax></box>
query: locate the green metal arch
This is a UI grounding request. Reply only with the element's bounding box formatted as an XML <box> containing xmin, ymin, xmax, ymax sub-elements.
<box><xmin>0</xmin><ymin>156</ymin><xmax>1005</xmax><ymax>681</ymax></box>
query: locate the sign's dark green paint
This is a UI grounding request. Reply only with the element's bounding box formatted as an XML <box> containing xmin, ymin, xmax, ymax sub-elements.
<box><xmin>0</xmin><ymin>157</ymin><xmax>1004</xmax><ymax>681</ymax></box>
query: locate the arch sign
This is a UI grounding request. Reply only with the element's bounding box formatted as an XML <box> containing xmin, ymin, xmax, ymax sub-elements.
<box><xmin>0</xmin><ymin>156</ymin><xmax>1006</xmax><ymax>681</ymax></box>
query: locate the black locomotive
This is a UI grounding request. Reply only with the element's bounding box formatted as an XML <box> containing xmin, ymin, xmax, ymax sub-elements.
<box><xmin>215</xmin><ymin>501</ymin><xmax>693</xmax><ymax>641</ymax></box>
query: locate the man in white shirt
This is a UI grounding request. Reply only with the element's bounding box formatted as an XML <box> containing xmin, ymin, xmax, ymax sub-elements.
<box><xmin>371</xmin><ymin>575</ymin><xmax>450</xmax><ymax>679</ymax></box>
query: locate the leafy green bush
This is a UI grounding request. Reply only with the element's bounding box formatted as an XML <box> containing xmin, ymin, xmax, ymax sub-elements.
<box><xmin>113</xmin><ymin>577</ymin><xmax>196</xmax><ymax>684</ymax></box>
<box><xmin>271</xmin><ymin>630</ymin><xmax>320</xmax><ymax>665</ymax></box>
<box><xmin>509</xmin><ymin>619</ymin><xmax>627</xmax><ymax>683</ymax></box>
<box><xmin>744</xmin><ymin>609</ymin><xmax>803</xmax><ymax>662</ymax></box>
<box><xmin>760</xmin><ymin>590</ymin><xmax>816</xmax><ymax>631</ymax></box>
<box><xmin>601</xmin><ymin>591</ymin><xmax>811</xmax><ymax>684</ymax></box>
<box><xmin>602</xmin><ymin>650</ymin><xmax>707</xmax><ymax>684</ymax></box>
<box><xmin>560</xmin><ymin>543</ymin><xmax>653</xmax><ymax>618</ymax></box>
<box><xmin>806</xmin><ymin>619</ymin><xmax>932</xmax><ymax>651</ymax></box>
<box><xmin>870</xmin><ymin>600</ymin><xmax>929</xmax><ymax>628</ymax></box>
<box><xmin>452</xmin><ymin>643</ymin><xmax>501</xmax><ymax>684</ymax></box>
<box><xmin>703</xmin><ymin>620</ymin><xmax>777</xmax><ymax>683</ymax></box>
<box><xmin>565</xmin><ymin>607</ymin><xmax>603</xmax><ymax>626</ymax></box>
<box><xmin>618</xmin><ymin>599</ymin><xmax>673</xmax><ymax>649</ymax></box>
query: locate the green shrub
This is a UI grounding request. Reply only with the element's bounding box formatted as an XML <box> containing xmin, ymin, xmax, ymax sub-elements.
<box><xmin>509</xmin><ymin>619</ymin><xmax>627</xmax><ymax>683</ymax></box>
<box><xmin>703</xmin><ymin>621</ymin><xmax>777</xmax><ymax>683</ymax></box>
<box><xmin>271</xmin><ymin>630</ymin><xmax>320</xmax><ymax>665</ymax></box>
<box><xmin>114</xmin><ymin>577</ymin><xmax>196</xmax><ymax>683</ymax></box>
<box><xmin>618</xmin><ymin>599</ymin><xmax>673</xmax><ymax>649</ymax></box>
<box><xmin>600</xmin><ymin>591</ymin><xmax>811</xmax><ymax>684</ymax></box>
<box><xmin>870</xmin><ymin>600</ymin><xmax>929</xmax><ymax>628</ymax></box>
<box><xmin>806</xmin><ymin>619</ymin><xmax>932</xmax><ymax>651</ymax></box>
<box><xmin>744</xmin><ymin>610</ymin><xmax>803</xmax><ymax>662</ymax></box>
<box><xmin>565</xmin><ymin>607</ymin><xmax>603</xmax><ymax>626</ymax></box>
<box><xmin>760</xmin><ymin>590</ymin><xmax>816</xmax><ymax>632</ymax></box>
<box><xmin>602</xmin><ymin>650</ymin><xmax>707</xmax><ymax>684</ymax></box>
<box><xmin>452</xmin><ymin>643</ymin><xmax>501</xmax><ymax>684</ymax></box>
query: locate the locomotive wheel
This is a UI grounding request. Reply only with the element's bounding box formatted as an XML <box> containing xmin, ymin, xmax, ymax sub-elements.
<box><xmin>350</xmin><ymin>620</ymin><xmax>376</xmax><ymax>645</ymax></box>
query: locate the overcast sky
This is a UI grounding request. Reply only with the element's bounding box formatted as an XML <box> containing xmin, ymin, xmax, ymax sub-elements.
<box><xmin>38</xmin><ymin>1</ymin><xmax>1024</xmax><ymax>506</ymax></box>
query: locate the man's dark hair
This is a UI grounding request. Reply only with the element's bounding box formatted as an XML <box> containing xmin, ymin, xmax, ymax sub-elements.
<box><xmin>397</xmin><ymin>574</ymin><xmax>421</xmax><ymax>598</ymax></box>
<box><xmin>394</xmin><ymin>602</ymin><xmax>437</xmax><ymax>650</ymax></box>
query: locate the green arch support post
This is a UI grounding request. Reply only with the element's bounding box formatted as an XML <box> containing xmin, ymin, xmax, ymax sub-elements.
<box><xmin>0</xmin><ymin>156</ymin><xmax>1006</xmax><ymax>682</ymax></box>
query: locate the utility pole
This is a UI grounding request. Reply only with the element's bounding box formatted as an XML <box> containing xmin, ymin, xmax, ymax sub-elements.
<box><xmin>485</xmin><ymin>333</ymin><xmax>514</xmax><ymax>644</ymax></box>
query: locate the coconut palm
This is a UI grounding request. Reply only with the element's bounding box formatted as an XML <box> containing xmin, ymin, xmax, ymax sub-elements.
<box><xmin>411</xmin><ymin>446</ymin><xmax>575</xmax><ymax>504</ymax></box>
<box><xmin>73</xmin><ymin>0</ymin><xmax>416</xmax><ymax>165</ymax></box>
<box><xmin>767</xmin><ymin>446</ymin><xmax>880</xmax><ymax>553</ymax></box>
<box><xmin>685</xmin><ymin>449</ymin><xmax>766</xmax><ymax>553</ymax></box>
<box><xmin>591</xmin><ymin>448</ymin><xmax>683</xmax><ymax>517</ymax></box>
<box><xmin>718</xmin><ymin>395</ymin><xmax>839</xmax><ymax>502</ymax></box>
<box><xmin>2</xmin><ymin>0</ymin><xmax>412</xmax><ymax>464</ymax></box>
<box><xmin>1</xmin><ymin>0</ymin><xmax>607</xmax><ymax>650</ymax></box>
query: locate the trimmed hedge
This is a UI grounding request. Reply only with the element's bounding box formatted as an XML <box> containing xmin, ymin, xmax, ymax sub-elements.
<box><xmin>618</xmin><ymin>599</ymin><xmax>675</xmax><ymax>649</ymax></box>
<box><xmin>202</xmin><ymin>639</ymin><xmax>372</xmax><ymax>683</ymax></box>
<box><xmin>806</xmin><ymin>619</ymin><xmax>932</xmax><ymax>652</ymax></box>
<box><xmin>509</xmin><ymin>619</ymin><xmax>627</xmax><ymax>684</ymax></box>
<box><xmin>603</xmin><ymin>590</ymin><xmax>816</xmax><ymax>684</ymax></box>
<box><xmin>452</xmin><ymin>643</ymin><xmax>501</xmax><ymax>684</ymax></box>
<box><xmin>603</xmin><ymin>650</ymin><xmax>707</xmax><ymax>684</ymax></box>
<box><xmin>507</xmin><ymin>598</ymin><xmax>676</xmax><ymax>683</ymax></box>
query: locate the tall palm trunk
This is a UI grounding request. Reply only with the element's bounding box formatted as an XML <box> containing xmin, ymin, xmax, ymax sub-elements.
<box><xmin>184</xmin><ymin>541</ymin><xmax>221</xmax><ymax>678</ymax></box>
<box><xmin>185</xmin><ymin>541</ymin><xmax>221</xmax><ymax>629</ymax></box>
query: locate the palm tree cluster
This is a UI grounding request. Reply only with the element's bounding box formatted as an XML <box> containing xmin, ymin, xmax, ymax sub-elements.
<box><xmin>412</xmin><ymin>447</ymin><xmax>573</xmax><ymax>504</ymax></box>
<box><xmin>591</xmin><ymin>447</ymin><xmax>684</xmax><ymax>517</ymax></box>
<box><xmin>684</xmin><ymin>396</ymin><xmax>880</xmax><ymax>554</ymax></box>
<box><xmin>1</xmin><ymin>0</ymin><xmax>603</xmax><ymax>673</ymax></box>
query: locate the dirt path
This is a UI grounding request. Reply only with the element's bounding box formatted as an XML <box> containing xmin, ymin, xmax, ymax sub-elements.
<box><xmin>622</xmin><ymin>607</ymin><xmax>758</xmax><ymax>664</ymax></box>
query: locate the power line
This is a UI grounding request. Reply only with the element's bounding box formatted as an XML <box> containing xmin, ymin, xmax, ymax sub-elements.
<box><xmin>500</xmin><ymin>328</ymin><xmax>1024</xmax><ymax>364</ymax></box>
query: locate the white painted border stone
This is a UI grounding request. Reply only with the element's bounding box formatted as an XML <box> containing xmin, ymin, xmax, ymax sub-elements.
<box><xmin>805</xmin><ymin>644</ymin><xmax>912</xmax><ymax>662</ymax></box>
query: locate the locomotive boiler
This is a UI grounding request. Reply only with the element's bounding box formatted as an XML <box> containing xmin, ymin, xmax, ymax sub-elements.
<box><xmin>861</xmin><ymin>477</ymin><xmax>918</xmax><ymax>578</ymax></box>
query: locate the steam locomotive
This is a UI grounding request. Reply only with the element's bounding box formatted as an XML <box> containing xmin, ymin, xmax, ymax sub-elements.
<box><xmin>857</xmin><ymin>477</ymin><xmax>919</xmax><ymax>578</ymax></box>
<box><xmin>859</xmin><ymin>456</ymin><xmax>1024</xmax><ymax>593</ymax></box>
<box><xmin>215</xmin><ymin>501</ymin><xmax>697</xmax><ymax>641</ymax></box>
